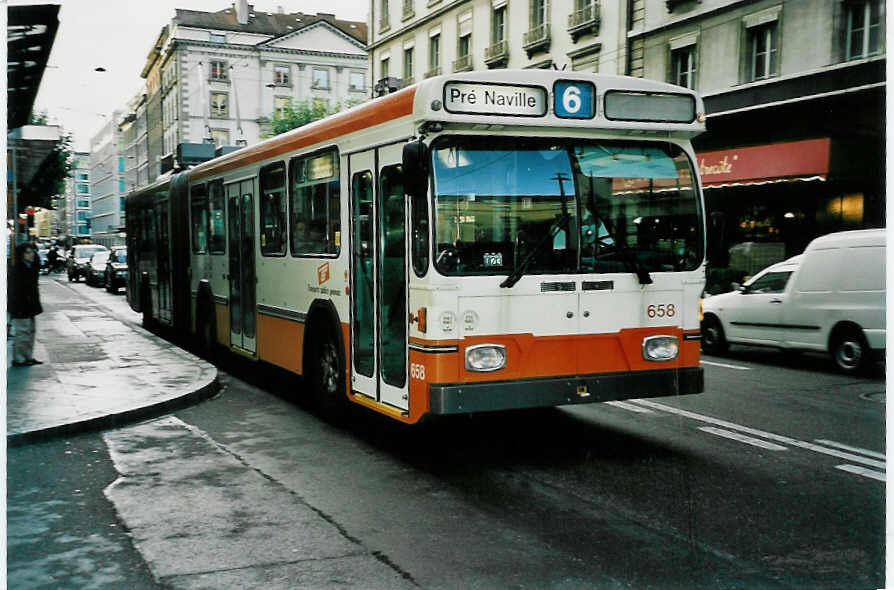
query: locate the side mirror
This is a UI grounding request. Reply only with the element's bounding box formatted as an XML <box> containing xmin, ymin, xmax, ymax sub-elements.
<box><xmin>402</xmin><ymin>140</ymin><xmax>430</xmax><ymax>197</ymax></box>
<box><xmin>732</xmin><ymin>282</ymin><xmax>744</xmax><ymax>292</ymax></box>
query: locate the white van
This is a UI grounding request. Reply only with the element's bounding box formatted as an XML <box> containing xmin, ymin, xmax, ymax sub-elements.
<box><xmin>701</xmin><ymin>229</ymin><xmax>886</xmax><ymax>374</ymax></box>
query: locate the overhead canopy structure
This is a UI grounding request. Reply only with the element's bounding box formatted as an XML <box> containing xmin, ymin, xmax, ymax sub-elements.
<box><xmin>8</xmin><ymin>4</ymin><xmax>59</xmax><ymax>130</ymax></box>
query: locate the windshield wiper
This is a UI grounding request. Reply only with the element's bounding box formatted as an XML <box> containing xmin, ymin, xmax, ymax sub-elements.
<box><xmin>591</xmin><ymin>214</ymin><xmax>652</xmax><ymax>286</ymax></box>
<box><xmin>500</xmin><ymin>212</ymin><xmax>570</xmax><ymax>288</ymax></box>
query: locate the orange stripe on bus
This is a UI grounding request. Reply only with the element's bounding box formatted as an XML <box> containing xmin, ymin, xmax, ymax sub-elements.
<box><xmin>190</xmin><ymin>86</ymin><xmax>417</xmax><ymax>183</ymax></box>
<box><xmin>257</xmin><ymin>313</ymin><xmax>304</xmax><ymax>373</ymax></box>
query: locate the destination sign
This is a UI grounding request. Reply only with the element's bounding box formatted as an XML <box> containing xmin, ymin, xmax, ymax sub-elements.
<box><xmin>443</xmin><ymin>82</ymin><xmax>547</xmax><ymax>117</ymax></box>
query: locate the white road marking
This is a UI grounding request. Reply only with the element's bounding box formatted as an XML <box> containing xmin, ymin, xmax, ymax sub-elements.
<box><xmin>698</xmin><ymin>427</ymin><xmax>788</xmax><ymax>451</ymax></box>
<box><xmin>699</xmin><ymin>360</ymin><xmax>751</xmax><ymax>370</ymax></box>
<box><xmin>605</xmin><ymin>401</ymin><xmax>655</xmax><ymax>414</ymax></box>
<box><xmin>813</xmin><ymin>439</ymin><xmax>886</xmax><ymax>461</ymax></box>
<box><xmin>835</xmin><ymin>464</ymin><xmax>886</xmax><ymax>482</ymax></box>
<box><xmin>631</xmin><ymin>399</ymin><xmax>886</xmax><ymax>470</ymax></box>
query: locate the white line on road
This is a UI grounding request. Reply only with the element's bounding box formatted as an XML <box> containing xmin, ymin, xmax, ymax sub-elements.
<box><xmin>699</xmin><ymin>360</ymin><xmax>751</xmax><ymax>370</ymax></box>
<box><xmin>699</xmin><ymin>427</ymin><xmax>788</xmax><ymax>451</ymax></box>
<box><xmin>605</xmin><ymin>401</ymin><xmax>655</xmax><ymax>414</ymax></box>
<box><xmin>835</xmin><ymin>464</ymin><xmax>886</xmax><ymax>482</ymax></box>
<box><xmin>814</xmin><ymin>440</ymin><xmax>886</xmax><ymax>461</ymax></box>
<box><xmin>630</xmin><ymin>399</ymin><xmax>886</xmax><ymax>470</ymax></box>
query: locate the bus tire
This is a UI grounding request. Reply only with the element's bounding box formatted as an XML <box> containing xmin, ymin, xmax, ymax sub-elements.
<box><xmin>140</xmin><ymin>279</ymin><xmax>155</xmax><ymax>331</ymax></box>
<box><xmin>305</xmin><ymin>325</ymin><xmax>347</xmax><ymax>422</ymax></box>
<box><xmin>196</xmin><ymin>300</ymin><xmax>218</xmax><ymax>364</ymax></box>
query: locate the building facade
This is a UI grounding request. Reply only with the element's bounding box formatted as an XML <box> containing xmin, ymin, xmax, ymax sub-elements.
<box><xmin>629</xmin><ymin>0</ymin><xmax>885</xmax><ymax>289</ymax></box>
<box><xmin>89</xmin><ymin>113</ymin><xmax>127</xmax><ymax>247</ymax></box>
<box><xmin>368</xmin><ymin>0</ymin><xmax>623</xmax><ymax>88</ymax></box>
<box><xmin>132</xmin><ymin>0</ymin><xmax>368</xmax><ymax>177</ymax></box>
<box><xmin>63</xmin><ymin>151</ymin><xmax>92</xmax><ymax>239</ymax></box>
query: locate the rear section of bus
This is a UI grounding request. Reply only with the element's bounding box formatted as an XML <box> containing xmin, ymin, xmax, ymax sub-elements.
<box><xmin>400</xmin><ymin>71</ymin><xmax>706</xmax><ymax>421</ymax></box>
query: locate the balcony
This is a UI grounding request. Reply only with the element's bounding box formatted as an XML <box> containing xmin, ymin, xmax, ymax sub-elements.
<box><xmin>523</xmin><ymin>23</ymin><xmax>551</xmax><ymax>57</ymax></box>
<box><xmin>484</xmin><ymin>40</ymin><xmax>509</xmax><ymax>68</ymax></box>
<box><xmin>567</xmin><ymin>3</ymin><xmax>600</xmax><ymax>41</ymax></box>
<box><xmin>402</xmin><ymin>0</ymin><xmax>414</xmax><ymax>21</ymax></box>
<box><xmin>452</xmin><ymin>54</ymin><xmax>472</xmax><ymax>73</ymax></box>
<box><xmin>425</xmin><ymin>65</ymin><xmax>442</xmax><ymax>78</ymax></box>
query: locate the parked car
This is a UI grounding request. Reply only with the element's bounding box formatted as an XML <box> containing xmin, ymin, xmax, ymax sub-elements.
<box><xmin>67</xmin><ymin>244</ymin><xmax>109</xmax><ymax>282</ymax></box>
<box><xmin>104</xmin><ymin>247</ymin><xmax>128</xmax><ymax>293</ymax></box>
<box><xmin>85</xmin><ymin>250</ymin><xmax>111</xmax><ymax>286</ymax></box>
<box><xmin>701</xmin><ymin>229</ymin><xmax>886</xmax><ymax>374</ymax></box>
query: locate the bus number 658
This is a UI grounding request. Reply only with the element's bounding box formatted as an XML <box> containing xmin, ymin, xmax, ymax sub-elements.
<box><xmin>647</xmin><ymin>303</ymin><xmax>676</xmax><ymax>318</ymax></box>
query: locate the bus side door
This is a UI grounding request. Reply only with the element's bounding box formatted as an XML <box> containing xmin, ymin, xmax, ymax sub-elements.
<box><xmin>349</xmin><ymin>144</ymin><xmax>409</xmax><ymax>412</ymax></box>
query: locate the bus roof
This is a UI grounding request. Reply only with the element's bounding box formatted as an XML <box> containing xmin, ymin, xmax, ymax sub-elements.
<box><xmin>186</xmin><ymin>70</ymin><xmax>704</xmax><ymax>183</ymax></box>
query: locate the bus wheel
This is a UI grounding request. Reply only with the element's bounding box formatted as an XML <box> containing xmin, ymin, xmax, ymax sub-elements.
<box><xmin>197</xmin><ymin>305</ymin><xmax>217</xmax><ymax>364</ymax></box>
<box><xmin>306</xmin><ymin>327</ymin><xmax>347</xmax><ymax>422</ymax></box>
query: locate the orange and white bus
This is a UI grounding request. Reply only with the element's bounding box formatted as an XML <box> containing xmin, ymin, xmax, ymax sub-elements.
<box><xmin>126</xmin><ymin>69</ymin><xmax>707</xmax><ymax>423</ymax></box>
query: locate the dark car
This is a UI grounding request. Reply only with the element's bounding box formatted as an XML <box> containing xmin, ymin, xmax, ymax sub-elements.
<box><xmin>67</xmin><ymin>244</ymin><xmax>109</xmax><ymax>282</ymax></box>
<box><xmin>104</xmin><ymin>247</ymin><xmax>128</xmax><ymax>293</ymax></box>
<box><xmin>85</xmin><ymin>250</ymin><xmax>111</xmax><ymax>286</ymax></box>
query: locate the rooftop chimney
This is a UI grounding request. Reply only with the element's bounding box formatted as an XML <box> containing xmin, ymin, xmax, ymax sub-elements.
<box><xmin>236</xmin><ymin>0</ymin><xmax>249</xmax><ymax>24</ymax></box>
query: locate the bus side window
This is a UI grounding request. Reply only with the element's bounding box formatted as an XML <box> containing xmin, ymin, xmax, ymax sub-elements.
<box><xmin>289</xmin><ymin>149</ymin><xmax>340</xmax><ymax>256</ymax></box>
<box><xmin>208</xmin><ymin>180</ymin><xmax>226</xmax><ymax>254</ymax></box>
<box><xmin>259</xmin><ymin>162</ymin><xmax>287</xmax><ymax>256</ymax></box>
<box><xmin>190</xmin><ymin>183</ymin><xmax>208</xmax><ymax>254</ymax></box>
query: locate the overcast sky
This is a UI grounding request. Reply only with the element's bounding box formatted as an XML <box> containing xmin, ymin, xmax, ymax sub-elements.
<box><xmin>10</xmin><ymin>0</ymin><xmax>369</xmax><ymax>152</ymax></box>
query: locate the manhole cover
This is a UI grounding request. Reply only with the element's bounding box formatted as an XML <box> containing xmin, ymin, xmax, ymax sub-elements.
<box><xmin>860</xmin><ymin>392</ymin><xmax>885</xmax><ymax>403</ymax></box>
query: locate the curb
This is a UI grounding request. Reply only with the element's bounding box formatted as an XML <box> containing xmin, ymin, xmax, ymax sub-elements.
<box><xmin>6</xmin><ymin>367</ymin><xmax>220</xmax><ymax>448</ymax></box>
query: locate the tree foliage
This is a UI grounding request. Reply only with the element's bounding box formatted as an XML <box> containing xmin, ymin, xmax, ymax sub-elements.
<box><xmin>266</xmin><ymin>97</ymin><xmax>365</xmax><ymax>138</ymax></box>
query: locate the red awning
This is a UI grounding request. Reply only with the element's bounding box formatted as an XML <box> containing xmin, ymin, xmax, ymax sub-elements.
<box><xmin>697</xmin><ymin>137</ymin><xmax>831</xmax><ymax>188</ymax></box>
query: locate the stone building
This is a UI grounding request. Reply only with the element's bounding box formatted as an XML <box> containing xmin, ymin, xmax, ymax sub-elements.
<box><xmin>130</xmin><ymin>0</ymin><xmax>367</xmax><ymax>184</ymax></box>
<box><xmin>628</xmin><ymin>0</ymin><xmax>885</xmax><ymax>287</ymax></box>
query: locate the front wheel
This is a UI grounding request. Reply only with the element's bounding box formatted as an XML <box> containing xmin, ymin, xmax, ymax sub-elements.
<box><xmin>701</xmin><ymin>315</ymin><xmax>729</xmax><ymax>355</ymax></box>
<box><xmin>306</xmin><ymin>327</ymin><xmax>347</xmax><ymax>422</ymax></box>
<box><xmin>831</xmin><ymin>328</ymin><xmax>869</xmax><ymax>375</ymax></box>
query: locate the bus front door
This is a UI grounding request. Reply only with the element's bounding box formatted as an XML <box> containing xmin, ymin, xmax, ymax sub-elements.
<box><xmin>349</xmin><ymin>145</ymin><xmax>409</xmax><ymax>412</ymax></box>
<box><xmin>227</xmin><ymin>179</ymin><xmax>257</xmax><ymax>355</ymax></box>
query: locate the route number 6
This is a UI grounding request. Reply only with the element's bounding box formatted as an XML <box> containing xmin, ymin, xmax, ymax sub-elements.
<box><xmin>562</xmin><ymin>86</ymin><xmax>582</xmax><ymax>114</ymax></box>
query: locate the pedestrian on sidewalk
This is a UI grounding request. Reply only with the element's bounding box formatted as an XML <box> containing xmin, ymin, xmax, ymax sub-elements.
<box><xmin>9</xmin><ymin>241</ymin><xmax>43</xmax><ymax>367</ymax></box>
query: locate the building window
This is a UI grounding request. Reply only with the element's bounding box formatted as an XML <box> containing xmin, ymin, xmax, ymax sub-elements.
<box><xmin>120</xmin><ymin>196</ymin><xmax>126</xmax><ymax>212</ymax></box>
<box><xmin>381</xmin><ymin>56</ymin><xmax>390</xmax><ymax>79</ymax></box>
<box><xmin>210</xmin><ymin>32</ymin><xmax>226</xmax><ymax>43</ymax></box>
<box><xmin>209</xmin><ymin>60</ymin><xmax>228</xmax><ymax>81</ymax></box>
<box><xmin>118</xmin><ymin>157</ymin><xmax>125</xmax><ymax>172</ymax></box>
<box><xmin>458</xmin><ymin>34</ymin><xmax>470</xmax><ymax>58</ymax></box>
<box><xmin>312</xmin><ymin>68</ymin><xmax>329</xmax><ymax>89</ymax></box>
<box><xmin>77</xmin><ymin>211</ymin><xmax>88</xmax><ymax>221</ymax></box>
<box><xmin>77</xmin><ymin>183</ymin><xmax>89</xmax><ymax>193</ymax></box>
<box><xmin>747</xmin><ymin>21</ymin><xmax>777</xmax><ymax>81</ymax></box>
<box><xmin>119</xmin><ymin>179</ymin><xmax>126</xmax><ymax>193</ymax></box>
<box><xmin>429</xmin><ymin>32</ymin><xmax>440</xmax><ymax>75</ymax></box>
<box><xmin>273</xmin><ymin>64</ymin><xmax>290</xmax><ymax>86</ymax></box>
<box><xmin>210</xmin><ymin>93</ymin><xmax>228</xmax><ymax>118</ymax></box>
<box><xmin>493</xmin><ymin>6</ymin><xmax>506</xmax><ymax>43</ymax></box>
<box><xmin>531</xmin><ymin>0</ymin><xmax>547</xmax><ymax>28</ymax></box>
<box><xmin>403</xmin><ymin>46</ymin><xmax>414</xmax><ymax>82</ymax></box>
<box><xmin>379</xmin><ymin>0</ymin><xmax>390</xmax><ymax>31</ymax></box>
<box><xmin>77</xmin><ymin>172</ymin><xmax>88</xmax><ymax>181</ymax></box>
<box><xmin>77</xmin><ymin>199</ymin><xmax>89</xmax><ymax>208</ymax></box>
<box><xmin>211</xmin><ymin>128</ymin><xmax>229</xmax><ymax>147</ymax></box>
<box><xmin>349</xmin><ymin>71</ymin><xmax>365</xmax><ymax>91</ymax></box>
<box><xmin>671</xmin><ymin>45</ymin><xmax>696</xmax><ymax>88</ymax></box>
<box><xmin>274</xmin><ymin>96</ymin><xmax>290</xmax><ymax>119</ymax></box>
<box><xmin>845</xmin><ymin>0</ymin><xmax>882</xmax><ymax>60</ymax></box>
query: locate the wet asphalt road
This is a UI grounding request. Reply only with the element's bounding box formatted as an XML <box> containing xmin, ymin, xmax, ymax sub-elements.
<box><xmin>7</xmin><ymin>275</ymin><xmax>886</xmax><ymax>589</ymax></box>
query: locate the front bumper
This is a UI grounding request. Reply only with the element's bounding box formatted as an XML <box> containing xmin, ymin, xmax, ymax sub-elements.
<box><xmin>429</xmin><ymin>367</ymin><xmax>703</xmax><ymax>415</ymax></box>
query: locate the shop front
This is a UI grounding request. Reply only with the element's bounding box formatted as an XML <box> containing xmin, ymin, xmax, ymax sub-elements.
<box><xmin>698</xmin><ymin>137</ymin><xmax>883</xmax><ymax>293</ymax></box>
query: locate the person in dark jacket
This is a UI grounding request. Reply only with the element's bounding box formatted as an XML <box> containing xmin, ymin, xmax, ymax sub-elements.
<box><xmin>9</xmin><ymin>242</ymin><xmax>43</xmax><ymax>366</ymax></box>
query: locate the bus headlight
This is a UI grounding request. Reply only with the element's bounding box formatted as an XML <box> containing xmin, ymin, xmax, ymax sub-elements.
<box><xmin>642</xmin><ymin>335</ymin><xmax>679</xmax><ymax>362</ymax></box>
<box><xmin>465</xmin><ymin>344</ymin><xmax>507</xmax><ymax>372</ymax></box>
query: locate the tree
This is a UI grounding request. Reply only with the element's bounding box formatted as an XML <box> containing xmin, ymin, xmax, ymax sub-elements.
<box><xmin>265</xmin><ymin>97</ymin><xmax>365</xmax><ymax>138</ymax></box>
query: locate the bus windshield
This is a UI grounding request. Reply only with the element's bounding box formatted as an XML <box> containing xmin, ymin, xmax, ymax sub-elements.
<box><xmin>432</xmin><ymin>137</ymin><xmax>702</xmax><ymax>278</ymax></box>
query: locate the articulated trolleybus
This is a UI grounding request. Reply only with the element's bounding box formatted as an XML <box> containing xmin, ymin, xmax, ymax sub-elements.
<box><xmin>126</xmin><ymin>70</ymin><xmax>707</xmax><ymax>424</ymax></box>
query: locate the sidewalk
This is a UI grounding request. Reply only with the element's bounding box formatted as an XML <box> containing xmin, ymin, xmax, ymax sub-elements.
<box><xmin>6</xmin><ymin>276</ymin><xmax>219</xmax><ymax>446</ymax></box>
